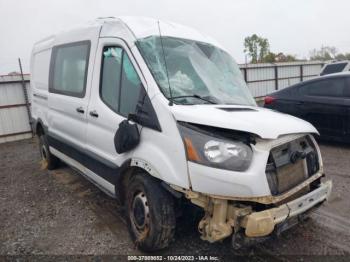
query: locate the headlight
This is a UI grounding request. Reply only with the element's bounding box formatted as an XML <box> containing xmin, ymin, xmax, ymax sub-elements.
<box><xmin>178</xmin><ymin>123</ymin><xmax>253</xmax><ymax>171</ymax></box>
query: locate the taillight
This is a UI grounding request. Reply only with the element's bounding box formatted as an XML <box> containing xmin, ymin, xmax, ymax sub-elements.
<box><xmin>264</xmin><ymin>96</ymin><xmax>276</xmax><ymax>105</ymax></box>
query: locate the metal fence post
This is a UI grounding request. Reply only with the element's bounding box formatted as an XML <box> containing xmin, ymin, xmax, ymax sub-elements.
<box><xmin>243</xmin><ymin>67</ymin><xmax>248</xmax><ymax>83</ymax></box>
<box><xmin>300</xmin><ymin>64</ymin><xmax>304</xmax><ymax>82</ymax></box>
<box><xmin>274</xmin><ymin>64</ymin><xmax>278</xmax><ymax>90</ymax></box>
<box><xmin>18</xmin><ymin>58</ymin><xmax>33</xmax><ymax>136</ymax></box>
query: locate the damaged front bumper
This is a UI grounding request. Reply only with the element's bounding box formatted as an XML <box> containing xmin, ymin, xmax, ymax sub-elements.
<box><xmin>171</xmin><ymin>179</ymin><xmax>332</xmax><ymax>245</ymax></box>
<box><xmin>243</xmin><ymin>180</ymin><xmax>332</xmax><ymax>237</ymax></box>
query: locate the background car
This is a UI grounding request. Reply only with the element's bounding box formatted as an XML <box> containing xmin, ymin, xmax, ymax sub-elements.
<box><xmin>264</xmin><ymin>72</ymin><xmax>350</xmax><ymax>142</ymax></box>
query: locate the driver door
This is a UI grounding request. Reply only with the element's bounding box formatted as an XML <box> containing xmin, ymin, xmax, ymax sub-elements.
<box><xmin>85</xmin><ymin>38</ymin><xmax>144</xmax><ymax>193</ymax></box>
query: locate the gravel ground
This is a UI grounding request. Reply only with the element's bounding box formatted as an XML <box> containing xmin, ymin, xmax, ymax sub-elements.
<box><xmin>0</xmin><ymin>138</ymin><xmax>349</xmax><ymax>261</ymax></box>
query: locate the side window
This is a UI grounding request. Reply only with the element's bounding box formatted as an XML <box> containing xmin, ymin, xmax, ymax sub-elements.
<box><xmin>299</xmin><ymin>78</ymin><xmax>345</xmax><ymax>97</ymax></box>
<box><xmin>119</xmin><ymin>54</ymin><xmax>142</xmax><ymax>116</ymax></box>
<box><xmin>50</xmin><ymin>41</ymin><xmax>90</xmax><ymax>97</ymax></box>
<box><xmin>100</xmin><ymin>46</ymin><xmax>142</xmax><ymax>116</ymax></box>
<box><xmin>100</xmin><ymin>47</ymin><xmax>123</xmax><ymax>112</ymax></box>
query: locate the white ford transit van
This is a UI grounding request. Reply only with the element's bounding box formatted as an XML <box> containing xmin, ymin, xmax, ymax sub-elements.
<box><xmin>30</xmin><ymin>17</ymin><xmax>332</xmax><ymax>251</ymax></box>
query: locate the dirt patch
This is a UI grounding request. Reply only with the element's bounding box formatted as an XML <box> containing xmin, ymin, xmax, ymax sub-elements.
<box><xmin>0</xmin><ymin>138</ymin><xmax>349</xmax><ymax>259</ymax></box>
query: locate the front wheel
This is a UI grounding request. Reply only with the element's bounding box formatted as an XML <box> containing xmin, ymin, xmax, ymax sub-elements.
<box><xmin>126</xmin><ymin>172</ymin><xmax>176</xmax><ymax>251</ymax></box>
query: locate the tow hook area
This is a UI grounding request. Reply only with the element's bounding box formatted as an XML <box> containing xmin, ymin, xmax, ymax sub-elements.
<box><xmin>198</xmin><ymin>199</ymin><xmax>232</xmax><ymax>242</ymax></box>
<box><xmin>198</xmin><ymin>199</ymin><xmax>252</xmax><ymax>242</ymax></box>
<box><xmin>172</xmin><ymin>188</ymin><xmax>253</xmax><ymax>243</ymax></box>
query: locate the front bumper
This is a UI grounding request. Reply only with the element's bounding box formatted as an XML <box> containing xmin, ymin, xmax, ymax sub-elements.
<box><xmin>243</xmin><ymin>180</ymin><xmax>332</xmax><ymax>237</ymax></box>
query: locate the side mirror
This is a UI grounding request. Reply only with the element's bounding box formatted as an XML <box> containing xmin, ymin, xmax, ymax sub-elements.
<box><xmin>114</xmin><ymin>119</ymin><xmax>140</xmax><ymax>154</ymax></box>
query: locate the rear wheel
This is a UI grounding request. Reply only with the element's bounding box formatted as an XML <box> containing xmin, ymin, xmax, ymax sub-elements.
<box><xmin>38</xmin><ymin>134</ymin><xmax>59</xmax><ymax>170</ymax></box>
<box><xmin>126</xmin><ymin>172</ymin><xmax>176</xmax><ymax>251</ymax></box>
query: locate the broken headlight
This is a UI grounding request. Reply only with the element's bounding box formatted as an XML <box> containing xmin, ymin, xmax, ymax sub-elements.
<box><xmin>178</xmin><ymin>123</ymin><xmax>253</xmax><ymax>171</ymax></box>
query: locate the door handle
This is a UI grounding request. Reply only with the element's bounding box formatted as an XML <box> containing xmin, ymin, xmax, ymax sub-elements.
<box><xmin>89</xmin><ymin>110</ymin><xmax>99</xmax><ymax>118</ymax></box>
<box><xmin>76</xmin><ymin>107</ymin><xmax>85</xmax><ymax>114</ymax></box>
<box><xmin>296</xmin><ymin>101</ymin><xmax>304</xmax><ymax>105</ymax></box>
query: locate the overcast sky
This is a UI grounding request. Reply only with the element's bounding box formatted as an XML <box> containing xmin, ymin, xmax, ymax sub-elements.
<box><xmin>0</xmin><ymin>0</ymin><xmax>349</xmax><ymax>74</ymax></box>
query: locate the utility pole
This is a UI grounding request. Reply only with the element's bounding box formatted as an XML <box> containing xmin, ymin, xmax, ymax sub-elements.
<box><xmin>18</xmin><ymin>58</ymin><xmax>33</xmax><ymax>136</ymax></box>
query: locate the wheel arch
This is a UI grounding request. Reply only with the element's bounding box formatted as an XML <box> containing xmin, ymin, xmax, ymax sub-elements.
<box><xmin>34</xmin><ymin>118</ymin><xmax>47</xmax><ymax>136</ymax></box>
<box><xmin>116</xmin><ymin>158</ymin><xmax>177</xmax><ymax>204</ymax></box>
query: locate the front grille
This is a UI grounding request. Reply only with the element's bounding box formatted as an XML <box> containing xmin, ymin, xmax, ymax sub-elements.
<box><xmin>266</xmin><ymin>136</ymin><xmax>319</xmax><ymax>196</ymax></box>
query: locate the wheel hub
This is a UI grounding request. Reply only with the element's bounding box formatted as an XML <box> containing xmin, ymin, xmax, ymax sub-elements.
<box><xmin>131</xmin><ymin>192</ymin><xmax>150</xmax><ymax>233</ymax></box>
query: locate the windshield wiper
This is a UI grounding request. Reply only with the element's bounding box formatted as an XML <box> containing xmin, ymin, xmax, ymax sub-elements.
<box><xmin>171</xmin><ymin>94</ymin><xmax>217</xmax><ymax>104</ymax></box>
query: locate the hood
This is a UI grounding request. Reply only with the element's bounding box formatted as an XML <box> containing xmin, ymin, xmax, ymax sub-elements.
<box><xmin>171</xmin><ymin>105</ymin><xmax>318</xmax><ymax>139</ymax></box>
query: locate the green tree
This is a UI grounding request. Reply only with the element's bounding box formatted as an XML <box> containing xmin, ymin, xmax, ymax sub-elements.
<box><xmin>335</xmin><ymin>53</ymin><xmax>346</xmax><ymax>60</ymax></box>
<box><xmin>335</xmin><ymin>53</ymin><xmax>350</xmax><ymax>61</ymax></box>
<box><xmin>263</xmin><ymin>52</ymin><xmax>276</xmax><ymax>63</ymax></box>
<box><xmin>275</xmin><ymin>52</ymin><xmax>298</xmax><ymax>62</ymax></box>
<box><xmin>244</xmin><ymin>34</ymin><xmax>270</xmax><ymax>63</ymax></box>
<box><xmin>260</xmin><ymin>52</ymin><xmax>298</xmax><ymax>63</ymax></box>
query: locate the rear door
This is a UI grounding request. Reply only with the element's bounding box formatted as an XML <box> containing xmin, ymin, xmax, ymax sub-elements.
<box><xmin>297</xmin><ymin>77</ymin><xmax>346</xmax><ymax>138</ymax></box>
<box><xmin>84</xmin><ymin>38</ymin><xmax>145</xmax><ymax>193</ymax></box>
<box><xmin>47</xmin><ymin>41</ymin><xmax>91</xmax><ymax>157</ymax></box>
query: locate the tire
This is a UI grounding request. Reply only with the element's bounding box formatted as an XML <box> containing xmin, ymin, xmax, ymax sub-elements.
<box><xmin>38</xmin><ymin>134</ymin><xmax>59</xmax><ymax>170</ymax></box>
<box><xmin>126</xmin><ymin>172</ymin><xmax>176</xmax><ymax>251</ymax></box>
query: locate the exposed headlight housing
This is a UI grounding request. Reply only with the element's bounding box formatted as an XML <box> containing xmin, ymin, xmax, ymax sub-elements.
<box><xmin>178</xmin><ymin>123</ymin><xmax>253</xmax><ymax>171</ymax></box>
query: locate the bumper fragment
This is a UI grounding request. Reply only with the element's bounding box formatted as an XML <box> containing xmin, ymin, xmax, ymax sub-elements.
<box><xmin>244</xmin><ymin>180</ymin><xmax>332</xmax><ymax>237</ymax></box>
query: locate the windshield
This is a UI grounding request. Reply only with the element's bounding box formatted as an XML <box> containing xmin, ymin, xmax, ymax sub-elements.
<box><xmin>136</xmin><ymin>36</ymin><xmax>256</xmax><ymax>106</ymax></box>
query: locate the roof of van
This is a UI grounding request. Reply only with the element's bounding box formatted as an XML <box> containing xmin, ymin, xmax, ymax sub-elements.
<box><xmin>118</xmin><ymin>16</ymin><xmax>222</xmax><ymax>47</ymax></box>
<box><xmin>33</xmin><ymin>16</ymin><xmax>225</xmax><ymax>52</ymax></box>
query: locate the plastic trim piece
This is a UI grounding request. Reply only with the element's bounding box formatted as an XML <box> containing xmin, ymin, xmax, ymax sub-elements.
<box><xmin>48</xmin><ymin>132</ymin><xmax>120</xmax><ymax>184</ymax></box>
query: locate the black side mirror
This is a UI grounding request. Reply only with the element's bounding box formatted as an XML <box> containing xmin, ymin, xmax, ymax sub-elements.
<box><xmin>114</xmin><ymin>119</ymin><xmax>140</xmax><ymax>154</ymax></box>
